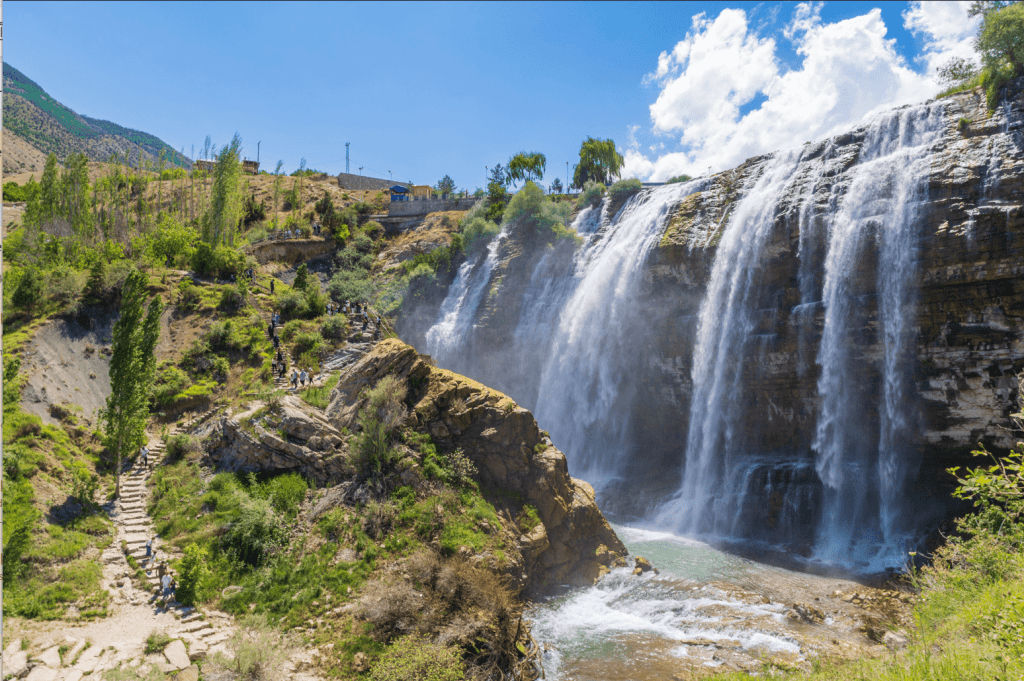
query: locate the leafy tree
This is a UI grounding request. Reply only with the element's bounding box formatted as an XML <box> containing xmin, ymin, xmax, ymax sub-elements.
<box><xmin>508</xmin><ymin>151</ymin><xmax>546</xmax><ymax>186</ymax></box>
<box><xmin>666</xmin><ymin>174</ymin><xmax>693</xmax><ymax>184</ymax></box>
<box><xmin>938</xmin><ymin>56</ymin><xmax>980</xmax><ymax>87</ymax></box>
<box><xmin>204</xmin><ymin>133</ymin><xmax>243</xmax><ymax>246</ymax></box>
<box><xmin>293</xmin><ymin>263</ymin><xmax>310</xmax><ymax>291</ymax></box>
<box><xmin>573</xmin><ymin>137</ymin><xmax>624</xmax><ymax>187</ymax></box>
<box><xmin>435</xmin><ymin>174</ymin><xmax>456</xmax><ymax>196</ymax></box>
<box><xmin>175</xmin><ymin>543</ymin><xmax>209</xmax><ymax>606</ymax></box>
<box><xmin>149</xmin><ymin>214</ymin><xmax>199</xmax><ymax>265</ymax></box>
<box><xmin>60</xmin><ymin>152</ymin><xmax>90</xmax><ymax>235</ymax></box>
<box><xmin>38</xmin><ymin>153</ymin><xmax>61</xmax><ymax>228</ymax></box>
<box><xmin>12</xmin><ymin>269</ymin><xmax>44</xmax><ymax>315</ymax></box>
<box><xmin>102</xmin><ymin>270</ymin><xmax>162</xmax><ymax>498</ymax></box>
<box><xmin>550</xmin><ymin>177</ymin><xmax>563</xmax><ymax>194</ymax></box>
<box><xmin>976</xmin><ymin>1</ymin><xmax>1024</xmax><ymax>74</ymax></box>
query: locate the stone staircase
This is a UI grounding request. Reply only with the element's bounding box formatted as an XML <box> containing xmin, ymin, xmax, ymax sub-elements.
<box><xmin>270</xmin><ymin>312</ymin><xmax>379</xmax><ymax>394</ymax></box>
<box><xmin>108</xmin><ymin>420</ymin><xmax>236</xmax><ymax>664</ymax></box>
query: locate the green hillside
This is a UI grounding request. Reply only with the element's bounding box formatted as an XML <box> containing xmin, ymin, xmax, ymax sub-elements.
<box><xmin>2</xmin><ymin>62</ymin><xmax>189</xmax><ymax>168</ymax></box>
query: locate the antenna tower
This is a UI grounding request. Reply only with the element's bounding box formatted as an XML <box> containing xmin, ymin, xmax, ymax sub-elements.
<box><xmin>346</xmin><ymin>143</ymin><xmax>350</xmax><ymax>174</ymax></box>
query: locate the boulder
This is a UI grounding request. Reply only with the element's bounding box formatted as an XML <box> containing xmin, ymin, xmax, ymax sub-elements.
<box><xmin>163</xmin><ymin>640</ymin><xmax>191</xmax><ymax>671</ymax></box>
<box><xmin>36</xmin><ymin>646</ymin><xmax>62</xmax><ymax>669</ymax></box>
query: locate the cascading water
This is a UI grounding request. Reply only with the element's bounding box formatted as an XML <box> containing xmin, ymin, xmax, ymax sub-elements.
<box><xmin>532</xmin><ymin>184</ymin><xmax>701</xmax><ymax>482</ymax></box>
<box><xmin>423</xmin><ymin>228</ymin><xmax>505</xmax><ymax>371</ymax></box>
<box><xmin>813</xmin><ymin>103</ymin><xmax>944</xmax><ymax>565</ymax></box>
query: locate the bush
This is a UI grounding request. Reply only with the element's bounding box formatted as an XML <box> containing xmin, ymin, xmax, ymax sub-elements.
<box><xmin>666</xmin><ymin>174</ymin><xmax>692</xmax><ymax>184</ymax></box>
<box><xmin>327</xmin><ymin>269</ymin><xmax>373</xmax><ymax>303</ymax></box>
<box><xmin>46</xmin><ymin>265</ymin><xmax>86</xmax><ymax>309</ymax></box>
<box><xmin>218</xmin><ymin>280</ymin><xmax>248</xmax><ymax>312</ymax></box>
<box><xmin>152</xmin><ymin>366</ymin><xmax>191</xmax><ymax>406</ymax></box>
<box><xmin>320</xmin><ymin>315</ymin><xmax>347</xmax><ymax>341</ymax></box>
<box><xmin>291</xmin><ymin>330</ymin><xmax>323</xmax><ymax>357</ymax></box>
<box><xmin>276</xmin><ymin>291</ymin><xmax>306</xmax><ymax>320</ymax></box>
<box><xmin>461</xmin><ymin>215</ymin><xmax>500</xmax><ymax>250</ymax></box>
<box><xmin>364</xmin><ymin>220</ymin><xmax>384</xmax><ymax>239</ymax></box>
<box><xmin>176</xmin><ymin>543</ymin><xmax>208</xmax><ymax>606</ymax></box>
<box><xmin>221</xmin><ymin>492</ymin><xmax>287</xmax><ymax>566</ymax></box>
<box><xmin>176</xmin><ymin>279</ymin><xmax>201</xmax><ymax>311</ymax></box>
<box><xmin>293</xmin><ymin>264</ymin><xmax>310</xmax><ymax>291</ymax></box>
<box><xmin>205</xmin><ymin>614</ymin><xmax>296</xmax><ymax>681</ymax></box>
<box><xmin>608</xmin><ymin>177</ymin><xmax>642</xmax><ymax>199</ymax></box>
<box><xmin>352</xmin><ymin>201</ymin><xmax>374</xmax><ymax>215</ymax></box>
<box><xmin>12</xmin><ymin>268</ymin><xmax>44</xmax><ymax>313</ymax></box>
<box><xmin>144</xmin><ymin>631</ymin><xmax>172</xmax><ymax>654</ymax></box>
<box><xmin>577</xmin><ymin>179</ymin><xmax>606</xmax><ymax>207</ymax></box>
<box><xmin>353</xmin><ymin>375</ymin><xmax>408</xmax><ymax>479</ymax></box>
<box><xmin>165</xmin><ymin>434</ymin><xmax>201</xmax><ymax>461</ymax></box>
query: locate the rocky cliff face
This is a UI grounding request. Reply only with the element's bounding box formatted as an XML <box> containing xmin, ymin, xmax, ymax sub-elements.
<box><xmin>397</xmin><ymin>82</ymin><xmax>1024</xmax><ymax>555</ymax></box>
<box><xmin>212</xmin><ymin>340</ymin><xmax>627</xmax><ymax>595</ymax></box>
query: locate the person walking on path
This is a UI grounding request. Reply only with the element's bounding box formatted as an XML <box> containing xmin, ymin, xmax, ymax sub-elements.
<box><xmin>279</xmin><ymin>362</ymin><xmax>287</xmax><ymax>379</ymax></box>
<box><xmin>140</xmin><ymin>444</ymin><xmax>149</xmax><ymax>468</ymax></box>
<box><xmin>145</xmin><ymin>537</ymin><xmax>153</xmax><ymax>558</ymax></box>
<box><xmin>161</xmin><ymin>573</ymin><xmax>173</xmax><ymax>598</ymax></box>
<box><xmin>270</xmin><ymin>279</ymin><xmax>275</xmax><ymax>294</ymax></box>
<box><xmin>291</xmin><ymin>370</ymin><xmax>298</xmax><ymax>390</ymax></box>
<box><xmin>300</xmin><ymin>369</ymin><xmax>307</xmax><ymax>387</ymax></box>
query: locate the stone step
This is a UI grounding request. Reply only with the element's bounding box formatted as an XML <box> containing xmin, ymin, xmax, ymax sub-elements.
<box><xmin>178</xmin><ymin>620</ymin><xmax>213</xmax><ymax>634</ymax></box>
<box><xmin>203</xmin><ymin>631</ymin><xmax>231</xmax><ymax>646</ymax></box>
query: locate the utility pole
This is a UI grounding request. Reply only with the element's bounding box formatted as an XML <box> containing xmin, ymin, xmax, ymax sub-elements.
<box><xmin>359</xmin><ymin>166</ymin><xmax>363</xmax><ymax>176</ymax></box>
<box><xmin>388</xmin><ymin>170</ymin><xmax>392</xmax><ymax>183</ymax></box>
<box><xmin>346</xmin><ymin>143</ymin><xmax>350</xmax><ymax>174</ymax></box>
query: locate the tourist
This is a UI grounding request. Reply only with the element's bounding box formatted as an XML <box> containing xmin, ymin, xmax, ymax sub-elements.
<box><xmin>140</xmin><ymin>444</ymin><xmax>149</xmax><ymax>468</ymax></box>
<box><xmin>270</xmin><ymin>279</ymin><xmax>275</xmax><ymax>294</ymax></box>
<box><xmin>267</xmin><ymin>322</ymin><xmax>274</xmax><ymax>339</ymax></box>
<box><xmin>161</xmin><ymin>573</ymin><xmax>173</xmax><ymax>598</ymax></box>
<box><xmin>279</xmin><ymin>363</ymin><xmax>287</xmax><ymax>379</ymax></box>
<box><xmin>145</xmin><ymin>537</ymin><xmax>153</xmax><ymax>558</ymax></box>
<box><xmin>291</xmin><ymin>370</ymin><xmax>298</xmax><ymax>389</ymax></box>
<box><xmin>300</xmin><ymin>369</ymin><xmax>307</xmax><ymax>387</ymax></box>
<box><xmin>157</xmin><ymin>561</ymin><xmax>167</xmax><ymax>583</ymax></box>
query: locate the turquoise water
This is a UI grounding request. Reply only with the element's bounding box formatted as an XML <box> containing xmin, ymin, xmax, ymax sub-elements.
<box><xmin>527</xmin><ymin>525</ymin><xmax>843</xmax><ymax>680</ymax></box>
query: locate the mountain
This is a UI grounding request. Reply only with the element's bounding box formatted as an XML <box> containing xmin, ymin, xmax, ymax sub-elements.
<box><xmin>2</xmin><ymin>62</ymin><xmax>189</xmax><ymax>173</ymax></box>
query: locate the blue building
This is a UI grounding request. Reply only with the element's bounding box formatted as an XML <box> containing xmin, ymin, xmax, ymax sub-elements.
<box><xmin>389</xmin><ymin>185</ymin><xmax>411</xmax><ymax>202</ymax></box>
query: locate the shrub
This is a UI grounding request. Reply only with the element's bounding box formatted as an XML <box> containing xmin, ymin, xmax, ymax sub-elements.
<box><xmin>276</xmin><ymin>291</ymin><xmax>307</xmax><ymax>320</ymax></box>
<box><xmin>152</xmin><ymin>366</ymin><xmax>191</xmax><ymax>406</ymax></box>
<box><xmin>176</xmin><ymin>543</ymin><xmax>208</xmax><ymax>606</ymax></box>
<box><xmin>461</xmin><ymin>215</ymin><xmax>500</xmax><ymax>250</ymax></box>
<box><xmin>46</xmin><ymin>265</ymin><xmax>86</xmax><ymax>309</ymax></box>
<box><xmin>204</xmin><ymin>614</ymin><xmax>296</xmax><ymax>681</ymax></box>
<box><xmin>261</xmin><ymin>473</ymin><xmax>309</xmax><ymax>518</ymax></box>
<box><xmin>177</xmin><ymin>279</ymin><xmax>201</xmax><ymax>310</ymax></box>
<box><xmin>364</xmin><ymin>220</ymin><xmax>384</xmax><ymax>239</ymax></box>
<box><xmin>327</xmin><ymin>269</ymin><xmax>373</xmax><ymax>303</ymax></box>
<box><xmin>221</xmin><ymin>492</ymin><xmax>287</xmax><ymax>566</ymax></box>
<box><xmin>12</xmin><ymin>268</ymin><xmax>44</xmax><ymax>313</ymax></box>
<box><xmin>666</xmin><ymin>174</ymin><xmax>692</xmax><ymax>184</ymax></box>
<box><xmin>165</xmin><ymin>434</ymin><xmax>201</xmax><ymax>462</ymax></box>
<box><xmin>352</xmin><ymin>201</ymin><xmax>373</xmax><ymax>215</ymax></box>
<box><xmin>218</xmin><ymin>280</ymin><xmax>248</xmax><ymax>312</ymax></box>
<box><xmin>577</xmin><ymin>179</ymin><xmax>606</xmax><ymax>208</ymax></box>
<box><xmin>608</xmin><ymin>177</ymin><xmax>642</xmax><ymax>199</ymax></box>
<box><xmin>320</xmin><ymin>315</ymin><xmax>347</xmax><ymax>341</ymax></box>
<box><xmin>293</xmin><ymin>264</ymin><xmax>310</xmax><ymax>291</ymax></box>
<box><xmin>144</xmin><ymin>631</ymin><xmax>172</xmax><ymax>654</ymax></box>
<box><xmin>353</xmin><ymin>375</ymin><xmax>408</xmax><ymax>479</ymax></box>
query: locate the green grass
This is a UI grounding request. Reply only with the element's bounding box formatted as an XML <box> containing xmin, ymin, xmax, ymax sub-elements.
<box><xmin>300</xmin><ymin>372</ymin><xmax>340</xmax><ymax>409</ymax></box>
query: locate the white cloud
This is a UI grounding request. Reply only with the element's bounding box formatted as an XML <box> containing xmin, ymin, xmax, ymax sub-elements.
<box><xmin>903</xmin><ymin>1</ymin><xmax>980</xmax><ymax>74</ymax></box>
<box><xmin>628</xmin><ymin>3</ymin><xmax>980</xmax><ymax>182</ymax></box>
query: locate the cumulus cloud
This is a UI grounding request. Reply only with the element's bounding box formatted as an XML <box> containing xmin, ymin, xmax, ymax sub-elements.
<box><xmin>625</xmin><ymin>2</ymin><xmax>980</xmax><ymax>182</ymax></box>
<box><xmin>903</xmin><ymin>1</ymin><xmax>980</xmax><ymax>75</ymax></box>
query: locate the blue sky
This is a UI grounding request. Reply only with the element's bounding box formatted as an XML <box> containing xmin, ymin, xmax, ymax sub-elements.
<box><xmin>6</xmin><ymin>1</ymin><xmax>978</xmax><ymax>189</ymax></box>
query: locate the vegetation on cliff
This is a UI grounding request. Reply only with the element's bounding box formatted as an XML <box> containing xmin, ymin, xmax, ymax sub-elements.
<box><xmin>937</xmin><ymin>1</ymin><xmax>1024</xmax><ymax>110</ymax></box>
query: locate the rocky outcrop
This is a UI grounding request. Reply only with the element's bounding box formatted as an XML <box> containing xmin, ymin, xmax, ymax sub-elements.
<box><xmin>244</xmin><ymin>237</ymin><xmax>336</xmax><ymax>265</ymax></box>
<box><xmin>326</xmin><ymin>339</ymin><xmax>628</xmax><ymax>592</ymax></box>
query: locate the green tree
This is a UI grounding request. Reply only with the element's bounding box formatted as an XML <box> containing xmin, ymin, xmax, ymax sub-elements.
<box><xmin>550</xmin><ymin>177</ymin><xmax>563</xmax><ymax>194</ymax></box>
<box><xmin>508</xmin><ymin>151</ymin><xmax>546</xmax><ymax>186</ymax></box>
<box><xmin>102</xmin><ymin>270</ymin><xmax>162</xmax><ymax>498</ymax></box>
<box><xmin>976</xmin><ymin>1</ymin><xmax>1024</xmax><ymax>74</ymax></box>
<box><xmin>175</xmin><ymin>542</ymin><xmax>209</xmax><ymax>606</ymax></box>
<box><xmin>272</xmin><ymin>160</ymin><xmax>284</xmax><ymax>227</ymax></box>
<box><xmin>435</xmin><ymin>174</ymin><xmax>456</xmax><ymax>196</ymax></box>
<box><xmin>12</xmin><ymin>269</ymin><xmax>44</xmax><ymax>315</ymax></box>
<box><xmin>38</xmin><ymin>153</ymin><xmax>61</xmax><ymax>227</ymax></box>
<box><xmin>149</xmin><ymin>214</ymin><xmax>199</xmax><ymax>265</ymax></box>
<box><xmin>573</xmin><ymin>137</ymin><xmax>624</xmax><ymax>188</ymax></box>
<box><xmin>60</xmin><ymin>152</ymin><xmax>91</xmax><ymax>236</ymax></box>
<box><xmin>293</xmin><ymin>263</ymin><xmax>310</xmax><ymax>291</ymax></box>
<box><xmin>205</xmin><ymin>133</ymin><xmax>243</xmax><ymax>245</ymax></box>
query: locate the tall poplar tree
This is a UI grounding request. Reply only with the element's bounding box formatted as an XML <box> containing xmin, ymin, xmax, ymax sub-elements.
<box><xmin>205</xmin><ymin>133</ymin><xmax>243</xmax><ymax>245</ymax></box>
<box><xmin>102</xmin><ymin>270</ymin><xmax>162</xmax><ymax>498</ymax></box>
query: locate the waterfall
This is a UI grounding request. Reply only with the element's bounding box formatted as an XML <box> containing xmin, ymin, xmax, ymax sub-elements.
<box><xmin>813</xmin><ymin>103</ymin><xmax>944</xmax><ymax>565</ymax></box>
<box><xmin>424</xmin><ymin>229</ymin><xmax>504</xmax><ymax>370</ymax></box>
<box><xmin>532</xmin><ymin>183</ymin><xmax>702</xmax><ymax>483</ymax></box>
<box><xmin>657</xmin><ymin>150</ymin><xmax>812</xmax><ymax>537</ymax></box>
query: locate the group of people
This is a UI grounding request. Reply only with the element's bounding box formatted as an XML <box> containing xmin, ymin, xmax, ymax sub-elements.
<box><xmin>144</xmin><ymin>537</ymin><xmax>177</xmax><ymax>601</ymax></box>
